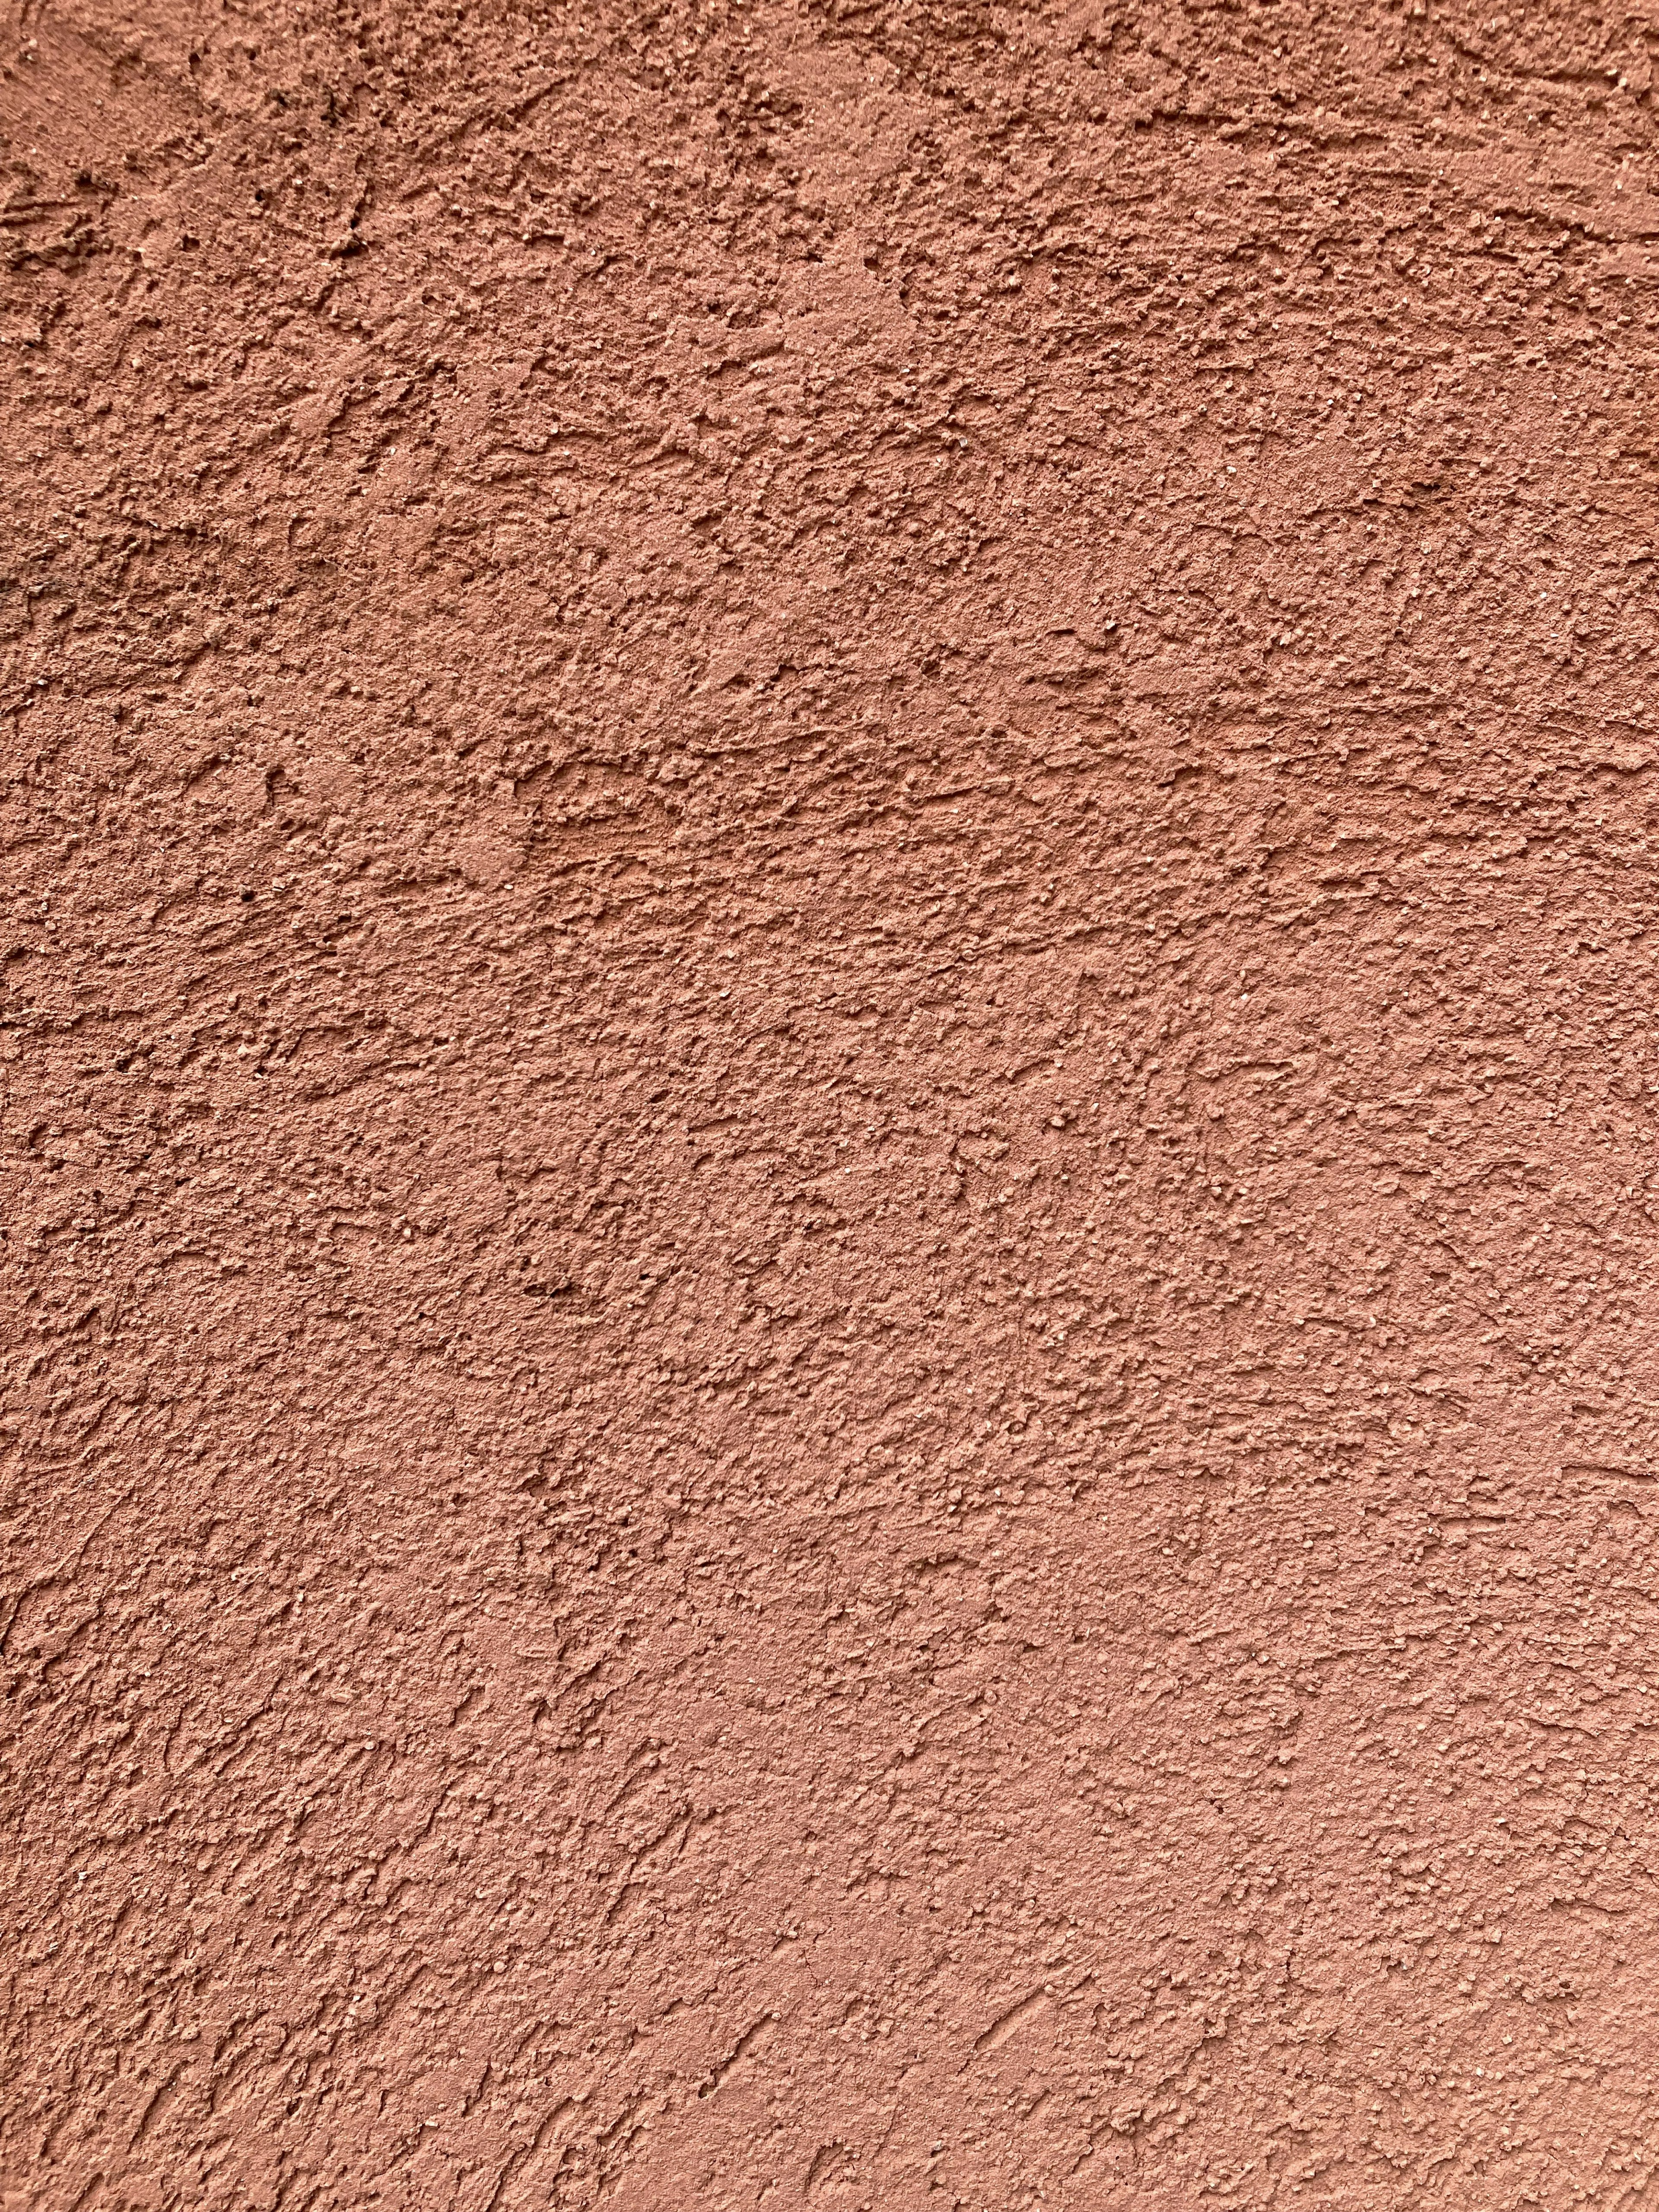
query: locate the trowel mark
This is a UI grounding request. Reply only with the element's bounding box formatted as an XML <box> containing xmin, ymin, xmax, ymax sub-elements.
<box><xmin>698</xmin><ymin>2011</ymin><xmax>778</xmax><ymax>2098</ymax></box>
<box><xmin>973</xmin><ymin>1987</ymin><xmax>1051</xmax><ymax>2058</ymax></box>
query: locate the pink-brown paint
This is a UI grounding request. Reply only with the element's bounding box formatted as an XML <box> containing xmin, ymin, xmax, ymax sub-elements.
<box><xmin>5</xmin><ymin>2</ymin><xmax>1658</xmax><ymax>2205</ymax></box>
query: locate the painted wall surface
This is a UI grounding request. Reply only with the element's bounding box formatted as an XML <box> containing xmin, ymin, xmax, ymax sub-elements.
<box><xmin>5</xmin><ymin>2</ymin><xmax>1659</xmax><ymax>2206</ymax></box>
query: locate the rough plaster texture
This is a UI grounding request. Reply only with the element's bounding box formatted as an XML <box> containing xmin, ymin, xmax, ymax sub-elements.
<box><xmin>5</xmin><ymin>0</ymin><xmax>1659</xmax><ymax>2205</ymax></box>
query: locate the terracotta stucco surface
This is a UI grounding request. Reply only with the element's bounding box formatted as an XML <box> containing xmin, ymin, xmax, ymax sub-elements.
<box><xmin>5</xmin><ymin>1</ymin><xmax>1659</xmax><ymax>2205</ymax></box>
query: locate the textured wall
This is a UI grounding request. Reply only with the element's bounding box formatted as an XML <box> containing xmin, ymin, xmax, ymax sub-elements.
<box><xmin>5</xmin><ymin>0</ymin><xmax>1659</xmax><ymax>2205</ymax></box>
